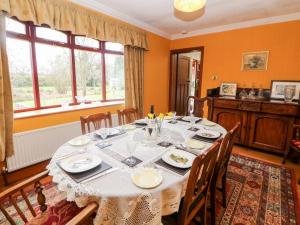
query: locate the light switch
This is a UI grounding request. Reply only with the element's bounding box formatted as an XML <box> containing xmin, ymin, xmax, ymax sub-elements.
<box><xmin>211</xmin><ymin>75</ymin><xmax>218</xmax><ymax>80</ymax></box>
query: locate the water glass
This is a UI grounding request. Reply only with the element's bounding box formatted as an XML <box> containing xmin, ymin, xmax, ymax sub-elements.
<box><xmin>98</xmin><ymin>128</ymin><xmax>109</xmax><ymax>146</ymax></box>
<box><xmin>171</xmin><ymin>111</ymin><xmax>177</xmax><ymax>123</ymax></box>
<box><xmin>126</xmin><ymin>140</ymin><xmax>138</xmax><ymax>166</ymax></box>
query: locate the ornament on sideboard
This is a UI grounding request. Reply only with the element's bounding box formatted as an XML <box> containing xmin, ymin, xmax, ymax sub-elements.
<box><xmin>270</xmin><ymin>80</ymin><xmax>300</xmax><ymax>101</ymax></box>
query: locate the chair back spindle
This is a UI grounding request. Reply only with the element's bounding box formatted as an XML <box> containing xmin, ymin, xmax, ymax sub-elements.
<box><xmin>117</xmin><ymin>108</ymin><xmax>138</xmax><ymax>125</ymax></box>
<box><xmin>186</xmin><ymin>96</ymin><xmax>207</xmax><ymax>118</ymax></box>
<box><xmin>80</xmin><ymin>112</ymin><xmax>112</xmax><ymax>134</ymax></box>
<box><xmin>179</xmin><ymin>142</ymin><xmax>220</xmax><ymax>225</ymax></box>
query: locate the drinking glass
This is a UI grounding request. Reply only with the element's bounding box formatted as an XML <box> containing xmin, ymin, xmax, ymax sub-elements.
<box><xmin>190</xmin><ymin>117</ymin><xmax>197</xmax><ymax>130</ymax></box>
<box><xmin>98</xmin><ymin>128</ymin><xmax>109</xmax><ymax>146</ymax></box>
<box><xmin>126</xmin><ymin>140</ymin><xmax>138</xmax><ymax>166</ymax></box>
<box><xmin>171</xmin><ymin>111</ymin><xmax>177</xmax><ymax>123</ymax></box>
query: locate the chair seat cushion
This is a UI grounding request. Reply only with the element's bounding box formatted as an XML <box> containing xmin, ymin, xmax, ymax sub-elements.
<box><xmin>291</xmin><ymin>140</ymin><xmax>300</xmax><ymax>150</ymax></box>
<box><xmin>26</xmin><ymin>199</ymin><xmax>83</xmax><ymax>225</ymax></box>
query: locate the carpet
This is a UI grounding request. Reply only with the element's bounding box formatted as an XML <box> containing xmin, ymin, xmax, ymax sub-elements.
<box><xmin>0</xmin><ymin>154</ymin><xmax>299</xmax><ymax>225</ymax></box>
<box><xmin>217</xmin><ymin>154</ymin><xmax>299</xmax><ymax>225</ymax></box>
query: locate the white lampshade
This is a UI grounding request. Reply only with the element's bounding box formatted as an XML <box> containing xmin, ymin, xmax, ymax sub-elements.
<box><xmin>174</xmin><ymin>0</ymin><xmax>207</xmax><ymax>12</ymax></box>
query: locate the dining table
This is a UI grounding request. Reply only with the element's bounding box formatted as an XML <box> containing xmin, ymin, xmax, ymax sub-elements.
<box><xmin>47</xmin><ymin>117</ymin><xmax>227</xmax><ymax>225</ymax></box>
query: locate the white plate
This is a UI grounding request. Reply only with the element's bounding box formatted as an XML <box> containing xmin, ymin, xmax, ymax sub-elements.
<box><xmin>131</xmin><ymin>167</ymin><xmax>163</xmax><ymax>189</ymax></box>
<box><xmin>68</xmin><ymin>136</ymin><xmax>91</xmax><ymax>146</ymax></box>
<box><xmin>135</xmin><ymin>119</ymin><xmax>147</xmax><ymax>124</ymax></box>
<box><xmin>185</xmin><ymin>139</ymin><xmax>205</xmax><ymax>149</ymax></box>
<box><xmin>122</xmin><ymin>124</ymin><xmax>136</xmax><ymax>130</ymax></box>
<box><xmin>164</xmin><ymin>116</ymin><xmax>172</xmax><ymax>120</ymax></box>
<box><xmin>162</xmin><ymin>149</ymin><xmax>196</xmax><ymax>169</ymax></box>
<box><xmin>181</xmin><ymin>116</ymin><xmax>198</xmax><ymax>122</ymax></box>
<box><xmin>201</xmin><ymin>119</ymin><xmax>216</xmax><ymax>127</ymax></box>
<box><xmin>96</xmin><ymin>128</ymin><xmax>120</xmax><ymax>136</ymax></box>
<box><xmin>196</xmin><ymin>130</ymin><xmax>220</xmax><ymax>139</ymax></box>
<box><xmin>60</xmin><ymin>153</ymin><xmax>102</xmax><ymax>173</ymax></box>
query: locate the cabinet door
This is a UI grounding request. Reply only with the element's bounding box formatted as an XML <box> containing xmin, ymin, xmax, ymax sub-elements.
<box><xmin>248</xmin><ymin>113</ymin><xmax>293</xmax><ymax>153</ymax></box>
<box><xmin>212</xmin><ymin>108</ymin><xmax>247</xmax><ymax>144</ymax></box>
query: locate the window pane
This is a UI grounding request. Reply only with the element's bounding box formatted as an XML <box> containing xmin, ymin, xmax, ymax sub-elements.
<box><xmin>75</xmin><ymin>36</ymin><xmax>99</xmax><ymax>48</ymax></box>
<box><xmin>5</xmin><ymin>17</ymin><xmax>26</xmax><ymax>34</ymax></box>
<box><xmin>75</xmin><ymin>50</ymin><xmax>102</xmax><ymax>101</ymax></box>
<box><xmin>35</xmin><ymin>43</ymin><xmax>72</xmax><ymax>106</ymax></box>
<box><xmin>36</xmin><ymin>27</ymin><xmax>67</xmax><ymax>43</ymax></box>
<box><xmin>105</xmin><ymin>42</ymin><xmax>124</xmax><ymax>52</ymax></box>
<box><xmin>6</xmin><ymin>38</ymin><xmax>35</xmax><ymax>110</ymax></box>
<box><xmin>105</xmin><ymin>54</ymin><xmax>124</xmax><ymax>99</ymax></box>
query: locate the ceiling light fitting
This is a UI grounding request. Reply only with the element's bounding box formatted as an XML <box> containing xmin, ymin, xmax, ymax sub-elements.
<box><xmin>174</xmin><ymin>0</ymin><xmax>206</xmax><ymax>13</ymax></box>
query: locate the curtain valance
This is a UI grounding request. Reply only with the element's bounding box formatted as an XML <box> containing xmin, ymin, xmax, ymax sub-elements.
<box><xmin>0</xmin><ymin>0</ymin><xmax>148</xmax><ymax>49</ymax></box>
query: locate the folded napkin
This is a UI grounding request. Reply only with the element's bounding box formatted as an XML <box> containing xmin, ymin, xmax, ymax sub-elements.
<box><xmin>57</xmin><ymin>161</ymin><xmax>112</xmax><ymax>183</ymax></box>
<box><xmin>94</xmin><ymin>130</ymin><xmax>126</xmax><ymax>140</ymax></box>
<box><xmin>155</xmin><ymin>159</ymin><xmax>190</xmax><ymax>176</ymax></box>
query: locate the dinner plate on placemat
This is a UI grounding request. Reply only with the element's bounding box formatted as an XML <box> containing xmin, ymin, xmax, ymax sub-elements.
<box><xmin>196</xmin><ymin>130</ymin><xmax>221</xmax><ymax>139</ymax></box>
<box><xmin>131</xmin><ymin>167</ymin><xmax>163</xmax><ymax>189</ymax></box>
<box><xmin>162</xmin><ymin>149</ymin><xmax>196</xmax><ymax>169</ymax></box>
<box><xmin>60</xmin><ymin>153</ymin><xmax>102</xmax><ymax>174</ymax></box>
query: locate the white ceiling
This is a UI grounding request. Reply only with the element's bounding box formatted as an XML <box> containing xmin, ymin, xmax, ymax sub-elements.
<box><xmin>72</xmin><ymin>0</ymin><xmax>300</xmax><ymax>39</ymax></box>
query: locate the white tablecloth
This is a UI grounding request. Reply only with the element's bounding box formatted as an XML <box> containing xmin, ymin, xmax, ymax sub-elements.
<box><xmin>47</xmin><ymin>119</ymin><xmax>226</xmax><ymax>225</ymax></box>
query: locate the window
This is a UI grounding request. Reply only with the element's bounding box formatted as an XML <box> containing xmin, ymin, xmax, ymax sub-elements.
<box><xmin>5</xmin><ymin>17</ymin><xmax>125</xmax><ymax>112</ymax></box>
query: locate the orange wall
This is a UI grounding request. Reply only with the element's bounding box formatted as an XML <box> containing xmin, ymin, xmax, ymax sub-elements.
<box><xmin>14</xmin><ymin>32</ymin><xmax>170</xmax><ymax>133</ymax></box>
<box><xmin>144</xmin><ymin>32</ymin><xmax>170</xmax><ymax>114</ymax></box>
<box><xmin>171</xmin><ymin>20</ymin><xmax>300</xmax><ymax>98</ymax></box>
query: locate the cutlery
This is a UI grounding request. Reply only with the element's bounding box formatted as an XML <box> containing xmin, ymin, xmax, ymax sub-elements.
<box><xmin>81</xmin><ymin>167</ymin><xmax>119</xmax><ymax>183</ymax></box>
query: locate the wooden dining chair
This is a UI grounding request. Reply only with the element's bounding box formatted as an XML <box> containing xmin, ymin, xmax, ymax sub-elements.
<box><xmin>0</xmin><ymin>170</ymin><xmax>98</xmax><ymax>225</ymax></box>
<box><xmin>162</xmin><ymin>142</ymin><xmax>221</xmax><ymax>225</ymax></box>
<box><xmin>80</xmin><ymin>112</ymin><xmax>112</xmax><ymax>134</ymax></box>
<box><xmin>186</xmin><ymin>96</ymin><xmax>207</xmax><ymax>118</ymax></box>
<box><xmin>209</xmin><ymin>122</ymin><xmax>240</xmax><ymax>225</ymax></box>
<box><xmin>117</xmin><ymin>108</ymin><xmax>138</xmax><ymax>125</ymax></box>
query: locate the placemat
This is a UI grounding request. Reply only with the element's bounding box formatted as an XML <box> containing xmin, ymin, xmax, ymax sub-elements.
<box><xmin>57</xmin><ymin>161</ymin><xmax>112</xmax><ymax>183</ymax></box>
<box><xmin>155</xmin><ymin>159</ymin><xmax>190</xmax><ymax>176</ymax></box>
<box><xmin>191</xmin><ymin>134</ymin><xmax>220</xmax><ymax>143</ymax></box>
<box><xmin>177</xmin><ymin>118</ymin><xmax>202</xmax><ymax>124</ymax></box>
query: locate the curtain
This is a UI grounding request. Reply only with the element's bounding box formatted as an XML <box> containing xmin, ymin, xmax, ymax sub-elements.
<box><xmin>0</xmin><ymin>12</ymin><xmax>13</xmax><ymax>161</ymax></box>
<box><xmin>0</xmin><ymin>0</ymin><xmax>148</xmax><ymax>49</ymax></box>
<box><xmin>124</xmin><ymin>46</ymin><xmax>144</xmax><ymax>118</ymax></box>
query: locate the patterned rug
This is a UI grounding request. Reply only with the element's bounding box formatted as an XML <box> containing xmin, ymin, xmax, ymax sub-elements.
<box><xmin>0</xmin><ymin>154</ymin><xmax>299</xmax><ymax>225</ymax></box>
<box><xmin>217</xmin><ymin>154</ymin><xmax>299</xmax><ymax>225</ymax></box>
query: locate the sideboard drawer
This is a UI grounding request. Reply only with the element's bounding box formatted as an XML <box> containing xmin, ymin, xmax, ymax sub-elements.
<box><xmin>214</xmin><ymin>99</ymin><xmax>239</xmax><ymax>109</ymax></box>
<box><xmin>261</xmin><ymin>103</ymin><xmax>300</xmax><ymax>116</ymax></box>
<box><xmin>238</xmin><ymin>101</ymin><xmax>261</xmax><ymax>112</ymax></box>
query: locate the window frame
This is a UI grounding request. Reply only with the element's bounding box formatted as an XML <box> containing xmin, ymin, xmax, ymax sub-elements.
<box><xmin>5</xmin><ymin>18</ymin><xmax>125</xmax><ymax>113</ymax></box>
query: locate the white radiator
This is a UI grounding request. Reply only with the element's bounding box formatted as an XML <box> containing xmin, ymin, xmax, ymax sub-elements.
<box><xmin>7</xmin><ymin>114</ymin><xmax>119</xmax><ymax>172</ymax></box>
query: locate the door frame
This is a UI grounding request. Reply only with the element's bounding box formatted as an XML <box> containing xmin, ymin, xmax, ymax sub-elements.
<box><xmin>169</xmin><ymin>47</ymin><xmax>204</xmax><ymax>111</ymax></box>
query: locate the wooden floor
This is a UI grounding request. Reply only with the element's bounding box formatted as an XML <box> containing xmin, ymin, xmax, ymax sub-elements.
<box><xmin>233</xmin><ymin>145</ymin><xmax>300</xmax><ymax>199</ymax></box>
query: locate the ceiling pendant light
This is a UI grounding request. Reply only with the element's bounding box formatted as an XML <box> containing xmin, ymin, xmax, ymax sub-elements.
<box><xmin>174</xmin><ymin>0</ymin><xmax>207</xmax><ymax>13</ymax></box>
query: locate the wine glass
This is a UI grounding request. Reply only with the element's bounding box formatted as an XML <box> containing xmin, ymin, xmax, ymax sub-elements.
<box><xmin>125</xmin><ymin>140</ymin><xmax>138</xmax><ymax>166</ymax></box>
<box><xmin>190</xmin><ymin>117</ymin><xmax>197</xmax><ymax>130</ymax></box>
<box><xmin>98</xmin><ymin>128</ymin><xmax>109</xmax><ymax>146</ymax></box>
<box><xmin>171</xmin><ymin>111</ymin><xmax>177</xmax><ymax>123</ymax></box>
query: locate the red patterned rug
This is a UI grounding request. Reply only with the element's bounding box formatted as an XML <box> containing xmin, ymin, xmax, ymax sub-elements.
<box><xmin>0</xmin><ymin>154</ymin><xmax>299</xmax><ymax>225</ymax></box>
<box><xmin>217</xmin><ymin>154</ymin><xmax>299</xmax><ymax>225</ymax></box>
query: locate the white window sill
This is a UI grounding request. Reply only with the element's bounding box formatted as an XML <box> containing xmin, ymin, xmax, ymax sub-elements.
<box><xmin>14</xmin><ymin>101</ymin><xmax>124</xmax><ymax>120</ymax></box>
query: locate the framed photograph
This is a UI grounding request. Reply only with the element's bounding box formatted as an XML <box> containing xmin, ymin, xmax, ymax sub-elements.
<box><xmin>220</xmin><ymin>83</ymin><xmax>237</xmax><ymax>96</ymax></box>
<box><xmin>242</xmin><ymin>51</ymin><xmax>269</xmax><ymax>71</ymax></box>
<box><xmin>270</xmin><ymin>80</ymin><xmax>300</xmax><ymax>100</ymax></box>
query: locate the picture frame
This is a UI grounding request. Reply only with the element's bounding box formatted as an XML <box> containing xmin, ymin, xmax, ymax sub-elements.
<box><xmin>242</xmin><ymin>51</ymin><xmax>269</xmax><ymax>71</ymax></box>
<box><xmin>270</xmin><ymin>80</ymin><xmax>300</xmax><ymax>100</ymax></box>
<box><xmin>219</xmin><ymin>83</ymin><xmax>237</xmax><ymax>97</ymax></box>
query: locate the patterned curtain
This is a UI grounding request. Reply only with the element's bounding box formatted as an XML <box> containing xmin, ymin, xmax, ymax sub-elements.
<box><xmin>0</xmin><ymin>12</ymin><xmax>14</xmax><ymax>161</ymax></box>
<box><xmin>0</xmin><ymin>0</ymin><xmax>148</xmax><ymax>49</ymax></box>
<box><xmin>124</xmin><ymin>46</ymin><xmax>145</xmax><ymax>118</ymax></box>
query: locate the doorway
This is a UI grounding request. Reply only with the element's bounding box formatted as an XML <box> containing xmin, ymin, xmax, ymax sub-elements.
<box><xmin>169</xmin><ymin>47</ymin><xmax>204</xmax><ymax>115</ymax></box>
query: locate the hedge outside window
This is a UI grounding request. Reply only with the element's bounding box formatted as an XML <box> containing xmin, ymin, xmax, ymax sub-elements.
<box><xmin>5</xmin><ymin>17</ymin><xmax>125</xmax><ymax>112</ymax></box>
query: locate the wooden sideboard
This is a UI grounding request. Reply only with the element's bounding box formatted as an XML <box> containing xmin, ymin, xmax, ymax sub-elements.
<box><xmin>208</xmin><ymin>97</ymin><xmax>300</xmax><ymax>155</ymax></box>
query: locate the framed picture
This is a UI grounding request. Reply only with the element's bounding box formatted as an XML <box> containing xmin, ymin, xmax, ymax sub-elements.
<box><xmin>270</xmin><ymin>80</ymin><xmax>300</xmax><ymax>100</ymax></box>
<box><xmin>242</xmin><ymin>51</ymin><xmax>269</xmax><ymax>71</ymax></box>
<box><xmin>220</xmin><ymin>83</ymin><xmax>237</xmax><ymax>96</ymax></box>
